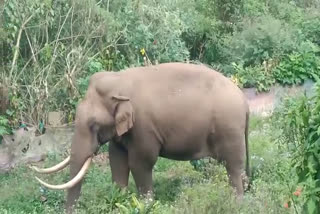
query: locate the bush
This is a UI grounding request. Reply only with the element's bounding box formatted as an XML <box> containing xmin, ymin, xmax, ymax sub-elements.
<box><xmin>272</xmin><ymin>50</ymin><xmax>320</xmax><ymax>85</ymax></box>
<box><xmin>242</xmin><ymin>0</ymin><xmax>268</xmax><ymax>18</ymax></box>
<box><xmin>1</xmin><ymin>0</ymin><xmax>123</xmax><ymax>125</ymax></box>
<box><xmin>0</xmin><ymin>115</ymin><xmax>11</xmax><ymax>144</ymax></box>
<box><xmin>298</xmin><ymin>14</ymin><xmax>320</xmax><ymax>46</ymax></box>
<box><xmin>114</xmin><ymin>1</ymin><xmax>190</xmax><ymax>65</ymax></box>
<box><xmin>231</xmin><ymin>62</ymin><xmax>275</xmax><ymax>92</ymax></box>
<box><xmin>273</xmin><ymin>79</ymin><xmax>320</xmax><ymax>213</ymax></box>
<box><xmin>230</xmin><ymin>15</ymin><xmax>298</xmax><ymax>66</ymax></box>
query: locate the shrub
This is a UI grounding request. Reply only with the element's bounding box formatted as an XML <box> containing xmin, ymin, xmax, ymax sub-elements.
<box><xmin>273</xmin><ymin>78</ymin><xmax>320</xmax><ymax>214</ymax></box>
<box><xmin>272</xmin><ymin>51</ymin><xmax>320</xmax><ymax>85</ymax></box>
<box><xmin>114</xmin><ymin>1</ymin><xmax>190</xmax><ymax>65</ymax></box>
<box><xmin>242</xmin><ymin>0</ymin><xmax>267</xmax><ymax>18</ymax></box>
<box><xmin>298</xmin><ymin>14</ymin><xmax>320</xmax><ymax>46</ymax></box>
<box><xmin>231</xmin><ymin>62</ymin><xmax>275</xmax><ymax>92</ymax></box>
<box><xmin>230</xmin><ymin>15</ymin><xmax>298</xmax><ymax>66</ymax></box>
<box><xmin>0</xmin><ymin>115</ymin><xmax>11</xmax><ymax>144</ymax></box>
<box><xmin>267</xmin><ymin>0</ymin><xmax>304</xmax><ymax>23</ymax></box>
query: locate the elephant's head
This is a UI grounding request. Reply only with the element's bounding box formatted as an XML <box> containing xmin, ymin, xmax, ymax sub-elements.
<box><xmin>31</xmin><ymin>72</ymin><xmax>134</xmax><ymax>211</ymax></box>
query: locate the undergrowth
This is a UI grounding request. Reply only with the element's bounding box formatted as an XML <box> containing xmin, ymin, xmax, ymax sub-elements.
<box><xmin>0</xmin><ymin>116</ymin><xmax>300</xmax><ymax>213</ymax></box>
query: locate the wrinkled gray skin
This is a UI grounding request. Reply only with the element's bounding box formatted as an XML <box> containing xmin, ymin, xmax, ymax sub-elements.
<box><xmin>67</xmin><ymin>62</ymin><xmax>250</xmax><ymax>213</ymax></box>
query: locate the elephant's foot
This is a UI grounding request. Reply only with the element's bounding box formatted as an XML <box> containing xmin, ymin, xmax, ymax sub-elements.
<box><xmin>229</xmin><ymin>175</ymin><xmax>244</xmax><ymax>197</ymax></box>
<box><xmin>241</xmin><ymin>170</ymin><xmax>250</xmax><ymax>192</ymax></box>
<box><xmin>139</xmin><ymin>190</ymin><xmax>153</xmax><ymax>199</ymax></box>
<box><xmin>235</xmin><ymin>190</ymin><xmax>244</xmax><ymax>201</ymax></box>
<box><xmin>139</xmin><ymin>190</ymin><xmax>155</xmax><ymax>206</ymax></box>
<box><xmin>225</xmin><ymin>165</ymin><xmax>245</xmax><ymax>198</ymax></box>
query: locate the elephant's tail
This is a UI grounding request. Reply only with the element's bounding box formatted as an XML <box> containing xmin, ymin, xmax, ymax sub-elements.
<box><xmin>245</xmin><ymin>110</ymin><xmax>251</xmax><ymax>191</ymax></box>
<box><xmin>245</xmin><ymin>111</ymin><xmax>250</xmax><ymax>177</ymax></box>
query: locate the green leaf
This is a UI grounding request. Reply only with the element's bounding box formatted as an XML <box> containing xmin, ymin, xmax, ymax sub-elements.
<box><xmin>305</xmin><ymin>197</ymin><xmax>319</xmax><ymax>214</ymax></box>
<box><xmin>6</xmin><ymin>110</ymin><xmax>14</xmax><ymax>116</ymax></box>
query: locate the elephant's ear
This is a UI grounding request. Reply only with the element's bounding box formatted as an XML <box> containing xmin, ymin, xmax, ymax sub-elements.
<box><xmin>113</xmin><ymin>95</ymin><xmax>134</xmax><ymax>136</ymax></box>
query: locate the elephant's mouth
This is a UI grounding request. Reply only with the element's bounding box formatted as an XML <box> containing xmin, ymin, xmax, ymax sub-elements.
<box><xmin>30</xmin><ymin>156</ymin><xmax>92</xmax><ymax>190</ymax></box>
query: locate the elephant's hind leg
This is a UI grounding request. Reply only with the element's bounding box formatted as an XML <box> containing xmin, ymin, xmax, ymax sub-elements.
<box><xmin>214</xmin><ymin>135</ymin><xmax>246</xmax><ymax>199</ymax></box>
<box><xmin>109</xmin><ymin>141</ymin><xmax>130</xmax><ymax>188</ymax></box>
<box><xmin>225</xmin><ymin>160</ymin><xmax>244</xmax><ymax>199</ymax></box>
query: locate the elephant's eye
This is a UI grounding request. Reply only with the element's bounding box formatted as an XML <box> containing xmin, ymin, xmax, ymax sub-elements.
<box><xmin>97</xmin><ymin>133</ymin><xmax>102</xmax><ymax>142</ymax></box>
<box><xmin>97</xmin><ymin>133</ymin><xmax>108</xmax><ymax>145</ymax></box>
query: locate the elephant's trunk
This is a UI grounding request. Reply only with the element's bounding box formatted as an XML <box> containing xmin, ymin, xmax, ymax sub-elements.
<box><xmin>32</xmin><ymin>113</ymin><xmax>100</xmax><ymax>213</ymax></box>
<box><xmin>65</xmin><ymin>154</ymin><xmax>93</xmax><ymax>213</ymax></box>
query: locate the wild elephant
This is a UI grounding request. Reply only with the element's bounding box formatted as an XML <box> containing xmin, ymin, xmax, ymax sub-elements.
<box><xmin>32</xmin><ymin>62</ymin><xmax>250</xmax><ymax>213</ymax></box>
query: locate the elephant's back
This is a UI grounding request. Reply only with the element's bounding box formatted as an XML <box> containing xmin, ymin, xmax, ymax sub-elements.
<box><xmin>123</xmin><ymin>62</ymin><xmax>241</xmax><ymax>94</ymax></box>
<box><xmin>125</xmin><ymin>63</ymin><xmax>248</xmax><ymax>143</ymax></box>
<box><xmin>124</xmin><ymin>63</ymin><xmax>247</xmax><ymax>110</ymax></box>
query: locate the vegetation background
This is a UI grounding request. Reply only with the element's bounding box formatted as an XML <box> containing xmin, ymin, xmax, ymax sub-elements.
<box><xmin>0</xmin><ymin>0</ymin><xmax>320</xmax><ymax>213</ymax></box>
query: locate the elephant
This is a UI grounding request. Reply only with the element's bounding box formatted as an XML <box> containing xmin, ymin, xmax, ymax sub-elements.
<box><xmin>32</xmin><ymin>62</ymin><xmax>250</xmax><ymax>213</ymax></box>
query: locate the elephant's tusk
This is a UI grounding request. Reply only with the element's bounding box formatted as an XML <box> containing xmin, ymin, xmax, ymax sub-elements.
<box><xmin>35</xmin><ymin>157</ymin><xmax>92</xmax><ymax>190</ymax></box>
<box><xmin>31</xmin><ymin>156</ymin><xmax>71</xmax><ymax>174</ymax></box>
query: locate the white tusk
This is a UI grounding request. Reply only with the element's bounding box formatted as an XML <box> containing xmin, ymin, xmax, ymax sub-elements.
<box><xmin>31</xmin><ymin>156</ymin><xmax>71</xmax><ymax>174</ymax></box>
<box><xmin>35</xmin><ymin>157</ymin><xmax>92</xmax><ymax>190</ymax></box>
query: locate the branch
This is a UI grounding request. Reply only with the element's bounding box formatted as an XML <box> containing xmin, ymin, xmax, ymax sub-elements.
<box><xmin>24</xmin><ymin>29</ymin><xmax>38</xmax><ymax>65</ymax></box>
<box><xmin>9</xmin><ymin>14</ymin><xmax>34</xmax><ymax>82</ymax></box>
<box><xmin>15</xmin><ymin>34</ymin><xmax>102</xmax><ymax>82</ymax></box>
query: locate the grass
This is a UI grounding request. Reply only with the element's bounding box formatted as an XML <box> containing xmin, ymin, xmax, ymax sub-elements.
<box><xmin>0</xmin><ymin>115</ymin><xmax>299</xmax><ymax>214</ymax></box>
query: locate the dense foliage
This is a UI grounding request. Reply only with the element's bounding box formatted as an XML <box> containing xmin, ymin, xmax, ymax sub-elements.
<box><xmin>1</xmin><ymin>0</ymin><xmax>320</xmax><ymax>127</ymax></box>
<box><xmin>273</xmin><ymin>79</ymin><xmax>320</xmax><ymax>213</ymax></box>
<box><xmin>1</xmin><ymin>0</ymin><xmax>320</xmax><ymax>213</ymax></box>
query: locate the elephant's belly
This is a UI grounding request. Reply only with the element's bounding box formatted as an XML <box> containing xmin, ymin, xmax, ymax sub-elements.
<box><xmin>158</xmin><ymin>140</ymin><xmax>211</xmax><ymax>161</ymax></box>
<box><xmin>159</xmin><ymin>151</ymin><xmax>211</xmax><ymax>161</ymax></box>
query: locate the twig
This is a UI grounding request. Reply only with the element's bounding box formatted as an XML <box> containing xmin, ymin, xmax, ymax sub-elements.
<box><xmin>15</xmin><ymin>34</ymin><xmax>100</xmax><ymax>81</ymax></box>
<box><xmin>71</xmin><ymin>5</ymin><xmax>74</xmax><ymax>49</ymax></box>
<box><xmin>9</xmin><ymin>14</ymin><xmax>34</xmax><ymax>82</ymax></box>
<box><xmin>47</xmin><ymin>7</ymin><xmax>73</xmax><ymax>74</ymax></box>
<box><xmin>24</xmin><ymin>29</ymin><xmax>38</xmax><ymax>65</ymax></box>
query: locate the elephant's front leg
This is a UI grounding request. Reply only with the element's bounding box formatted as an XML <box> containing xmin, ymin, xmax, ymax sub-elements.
<box><xmin>109</xmin><ymin>141</ymin><xmax>130</xmax><ymax>187</ymax></box>
<box><xmin>129</xmin><ymin>159</ymin><xmax>154</xmax><ymax>197</ymax></box>
<box><xmin>128</xmin><ymin>148</ymin><xmax>158</xmax><ymax>199</ymax></box>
